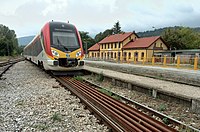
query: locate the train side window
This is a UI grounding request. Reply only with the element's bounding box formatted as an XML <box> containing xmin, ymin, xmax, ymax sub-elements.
<box><xmin>41</xmin><ymin>32</ymin><xmax>44</xmax><ymax>45</ymax></box>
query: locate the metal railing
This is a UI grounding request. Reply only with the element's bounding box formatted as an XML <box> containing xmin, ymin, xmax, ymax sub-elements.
<box><xmin>85</xmin><ymin>56</ymin><xmax>199</xmax><ymax>70</ymax></box>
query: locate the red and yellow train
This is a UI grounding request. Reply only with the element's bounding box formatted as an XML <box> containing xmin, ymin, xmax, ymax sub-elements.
<box><xmin>24</xmin><ymin>21</ymin><xmax>84</xmax><ymax>73</ymax></box>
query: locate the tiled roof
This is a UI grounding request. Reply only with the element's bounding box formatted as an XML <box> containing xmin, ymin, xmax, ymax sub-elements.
<box><xmin>123</xmin><ymin>36</ymin><xmax>161</xmax><ymax>49</ymax></box>
<box><xmin>88</xmin><ymin>43</ymin><xmax>100</xmax><ymax>51</ymax></box>
<box><xmin>99</xmin><ymin>32</ymin><xmax>134</xmax><ymax>44</ymax></box>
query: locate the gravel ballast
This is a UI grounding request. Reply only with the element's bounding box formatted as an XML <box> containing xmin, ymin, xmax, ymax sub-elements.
<box><xmin>0</xmin><ymin>61</ymin><xmax>108</xmax><ymax>131</ymax></box>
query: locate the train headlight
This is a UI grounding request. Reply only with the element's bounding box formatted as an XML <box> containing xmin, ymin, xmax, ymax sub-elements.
<box><xmin>51</xmin><ymin>50</ymin><xmax>59</xmax><ymax>57</ymax></box>
<box><xmin>76</xmin><ymin>51</ymin><xmax>81</xmax><ymax>57</ymax></box>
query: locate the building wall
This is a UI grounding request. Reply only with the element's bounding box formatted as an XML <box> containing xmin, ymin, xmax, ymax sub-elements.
<box><xmin>88</xmin><ymin>51</ymin><xmax>100</xmax><ymax>58</ymax></box>
<box><xmin>123</xmin><ymin>49</ymin><xmax>146</xmax><ymax>61</ymax></box>
<box><xmin>122</xmin><ymin>34</ymin><xmax>138</xmax><ymax>46</ymax></box>
<box><xmin>99</xmin><ymin>34</ymin><xmax>138</xmax><ymax>60</ymax></box>
<box><xmin>147</xmin><ymin>38</ymin><xmax>168</xmax><ymax>61</ymax></box>
<box><xmin>148</xmin><ymin>39</ymin><xmax>168</xmax><ymax>50</ymax></box>
<box><xmin>100</xmin><ymin>51</ymin><xmax>122</xmax><ymax>60</ymax></box>
<box><xmin>88</xmin><ymin>36</ymin><xmax>168</xmax><ymax>61</ymax></box>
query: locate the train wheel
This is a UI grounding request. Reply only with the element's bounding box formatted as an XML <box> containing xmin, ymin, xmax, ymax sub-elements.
<box><xmin>40</xmin><ymin>61</ymin><xmax>44</xmax><ymax>69</ymax></box>
<box><xmin>38</xmin><ymin>61</ymin><xmax>44</xmax><ymax>69</ymax></box>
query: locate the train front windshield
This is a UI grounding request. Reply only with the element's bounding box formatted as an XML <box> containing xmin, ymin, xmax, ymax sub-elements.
<box><xmin>52</xmin><ymin>31</ymin><xmax>80</xmax><ymax>52</ymax></box>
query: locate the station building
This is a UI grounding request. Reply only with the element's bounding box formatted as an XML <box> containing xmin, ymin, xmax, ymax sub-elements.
<box><xmin>88</xmin><ymin>32</ymin><xmax>168</xmax><ymax>62</ymax></box>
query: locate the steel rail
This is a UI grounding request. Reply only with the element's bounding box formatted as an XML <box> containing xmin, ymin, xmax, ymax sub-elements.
<box><xmin>85</xmin><ymin>79</ymin><xmax>199</xmax><ymax>132</ymax></box>
<box><xmin>66</xmin><ymin>77</ymin><xmax>176</xmax><ymax>132</ymax></box>
<box><xmin>57</xmin><ymin>76</ymin><xmax>177</xmax><ymax>132</ymax></box>
<box><xmin>0</xmin><ymin>57</ymin><xmax>24</xmax><ymax>67</ymax></box>
<box><xmin>0</xmin><ymin>58</ymin><xmax>25</xmax><ymax>77</ymax></box>
<box><xmin>55</xmin><ymin>76</ymin><xmax>124</xmax><ymax>132</ymax></box>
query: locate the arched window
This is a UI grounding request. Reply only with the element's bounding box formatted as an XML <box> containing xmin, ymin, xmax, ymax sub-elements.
<box><xmin>129</xmin><ymin>52</ymin><xmax>131</xmax><ymax>59</ymax></box>
<box><xmin>141</xmin><ymin>52</ymin><xmax>144</xmax><ymax>60</ymax></box>
<box><xmin>134</xmin><ymin>52</ymin><xmax>138</xmax><ymax>61</ymax></box>
<box><xmin>111</xmin><ymin>52</ymin><xmax>113</xmax><ymax>58</ymax></box>
<box><xmin>123</xmin><ymin>52</ymin><xmax>127</xmax><ymax>61</ymax></box>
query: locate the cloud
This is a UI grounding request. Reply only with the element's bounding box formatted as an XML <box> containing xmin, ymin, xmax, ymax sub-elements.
<box><xmin>0</xmin><ymin>0</ymin><xmax>200</xmax><ymax>37</ymax></box>
<box><xmin>41</xmin><ymin>0</ymin><xmax>68</xmax><ymax>16</ymax></box>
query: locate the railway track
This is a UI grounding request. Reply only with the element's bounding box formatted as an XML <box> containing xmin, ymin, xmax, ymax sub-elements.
<box><xmin>85</xmin><ymin>79</ymin><xmax>199</xmax><ymax>132</ymax></box>
<box><xmin>56</xmin><ymin>76</ymin><xmax>180</xmax><ymax>132</ymax></box>
<box><xmin>0</xmin><ymin>57</ymin><xmax>25</xmax><ymax>77</ymax></box>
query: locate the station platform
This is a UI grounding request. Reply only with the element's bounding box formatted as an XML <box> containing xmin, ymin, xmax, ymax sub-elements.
<box><xmin>83</xmin><ymin>60</ymin><xmax>200</xmax><ymax>113</ymax></box>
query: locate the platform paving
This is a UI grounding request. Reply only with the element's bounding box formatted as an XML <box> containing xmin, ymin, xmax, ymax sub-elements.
<box><xmin>83</xmin><ymin>61</ymin><xmax>200</xmax><ymax>113</ymax></box>
<box><xmin>84</xmin><ymin>60</ymin><xmax>200</xmax><ymax>87</ymax></box>
<box><xmin>84</xmin><ymin>65</ymin><xmax>200</xmax><ymax>99</ymax></box>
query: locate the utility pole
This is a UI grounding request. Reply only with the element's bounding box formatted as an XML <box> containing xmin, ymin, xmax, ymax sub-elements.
<box><xmin>85</xmin><ymin>42</ymin><xmax>87</xmax><ymax>58</ymax></box>
<box><xmin>118</xmin><ymin>41</ymin><xmax>120</xmax><ymax>63</ymax></box>
<box><xmin>7</xmin><ymin>42</ymin><xmax>10</xmax><ymax>56</ymax></box>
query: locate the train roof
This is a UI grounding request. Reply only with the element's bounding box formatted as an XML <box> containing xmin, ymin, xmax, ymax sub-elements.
<box><xmin>49</xmin><ymin>21</ymin><xmax>74</xmax><ymax>27</ymax></box>
<box><xmin>24</xmin><ymin>21</ymin><xmax>77</xmax><ymax>50</ymax></box>
<box><xmin>48</xmin><ymin>21</ymin><xmax>76</xmax><ymax>32</ymax></box>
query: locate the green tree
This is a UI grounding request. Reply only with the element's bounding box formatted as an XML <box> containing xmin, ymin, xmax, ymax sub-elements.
<box><xmin>112</xmin><ymin>21</ymin><xmax>122</xmax><ymax>34</ymax></box>
<box><xmin>162</xmin><ymin>27</ymin><xmax>200</xmax><ymax>49</ymax></box>
<box><xmin>79</xmin><ymin>31</ymin><xmax>95</xmax><ymax>54</ymax></box>
<box><xmin>94</xmin><ymin>21</ymin><xmax>124</xmax><ymax>43</ymax></box>
<box><xmin>94</xmin><ymin>29</ymin><xmax>113</xmax><ymax>43</ymax></box>
<box><xmin>0</xmin><ymin>24</ymin><xmax>19</xmax><ymax>56</ymax></box>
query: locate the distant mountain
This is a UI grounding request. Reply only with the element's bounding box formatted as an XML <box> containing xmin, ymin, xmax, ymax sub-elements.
<box><xmin>17</xmin><ymin>26</ymin><xmax>200</xmax><ymax>46</ymax></box>
<box><xmin>136</xmin><ymin>26</ymin><xmax>200</xmax><ymax>37</ymax></box>
<box><xmin>17</xmin><ymin>35</ymin><xmax>35</xmax><ymax>46</ymax></box>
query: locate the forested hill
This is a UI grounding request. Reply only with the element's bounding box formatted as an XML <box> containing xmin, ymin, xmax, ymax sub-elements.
<box><xmin>17</xmin><ymin>35</ymin><xmax>35</xmax><ymax>46</ymax></box>
<box><xmin>137</xmin><ymin>26</ymin><xmax>200</xmax><ymax>37</ymax></box>
<box><xmin>17</xmin><ymin>26</ymin><xmax>200</xmax><ymax>46</ymax></box>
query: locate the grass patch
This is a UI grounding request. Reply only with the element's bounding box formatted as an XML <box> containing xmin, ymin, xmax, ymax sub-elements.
<box><xmin>99</xmin><ymin>88</ymin><xmax>121</xmax><ymax>100</ymax></box>
<box><xmin>51</xmin><ymin>113</ymin><xmax>62</xmax><ymax>122</ymax></box>
<box><xmin>112</xmin><ymin>95</ymin><xmax>121</xmax><ymax>100</ymax></box>
<box><xmin>99</xmin><ymin>88</ymin><xmax>112</xmax><ymax>96</ymax></box>
<box><xmin>96</xmin><ymin>72</ymin><xmax>104</xmax><ymax>82</ymax></box>
<box><xmin>73</xmin><ymin>76</ymin><xmax>83</xmax><ymax>82</ymax></box>
<box><xmin>0</xmin><ymin>56</ymin><xmax>10</xmax><ymax>61</ymax></box>
<box><xmin>0</xmin><ymin>56</ymin><xmax>20</xmax><ymax>61</ymax></box>
<box><xmin>158</xmin><ymin>104</ymin><xmax>167</xmax><ymax>111</ymax></box>
<box><xmin>162</xmin><ymin>118</ymin><xmax>169</xmax><ymax>125</ymax></box>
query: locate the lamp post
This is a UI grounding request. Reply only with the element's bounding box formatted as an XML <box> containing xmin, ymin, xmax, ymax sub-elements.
<box><xmin>174</xmin><ymin>47</ymin><xmax>176</xmax><ymax>58</ymax></box>
<box><xmin>83</xmin><ymin>39</ymin><xmax>88</xmax><ymax>58</ymax></box>
<box><xmin>152</xmin><ymin>26</ymin><xmax>156</xmax><ymax>57</ymax></box>
<box><xmin>173</xmin><ymin>47</ymin><xmax>176</xmax><ymax>64</ymax></box>
<box><xmin>118</xmin><ymin>41</ymin><xmax>120</xmax><ymax>63</ymax></box>
<box><xmin>85</xmin><ymin>41</ymin><xmax>87</xmax><ymax>58</ymax></box>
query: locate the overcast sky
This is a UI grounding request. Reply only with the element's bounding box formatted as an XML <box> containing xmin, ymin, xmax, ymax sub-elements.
<box><xmin>1</xmin><ymin>0</ymin><xmax>200</xmax><ymax>38</ymax></box>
